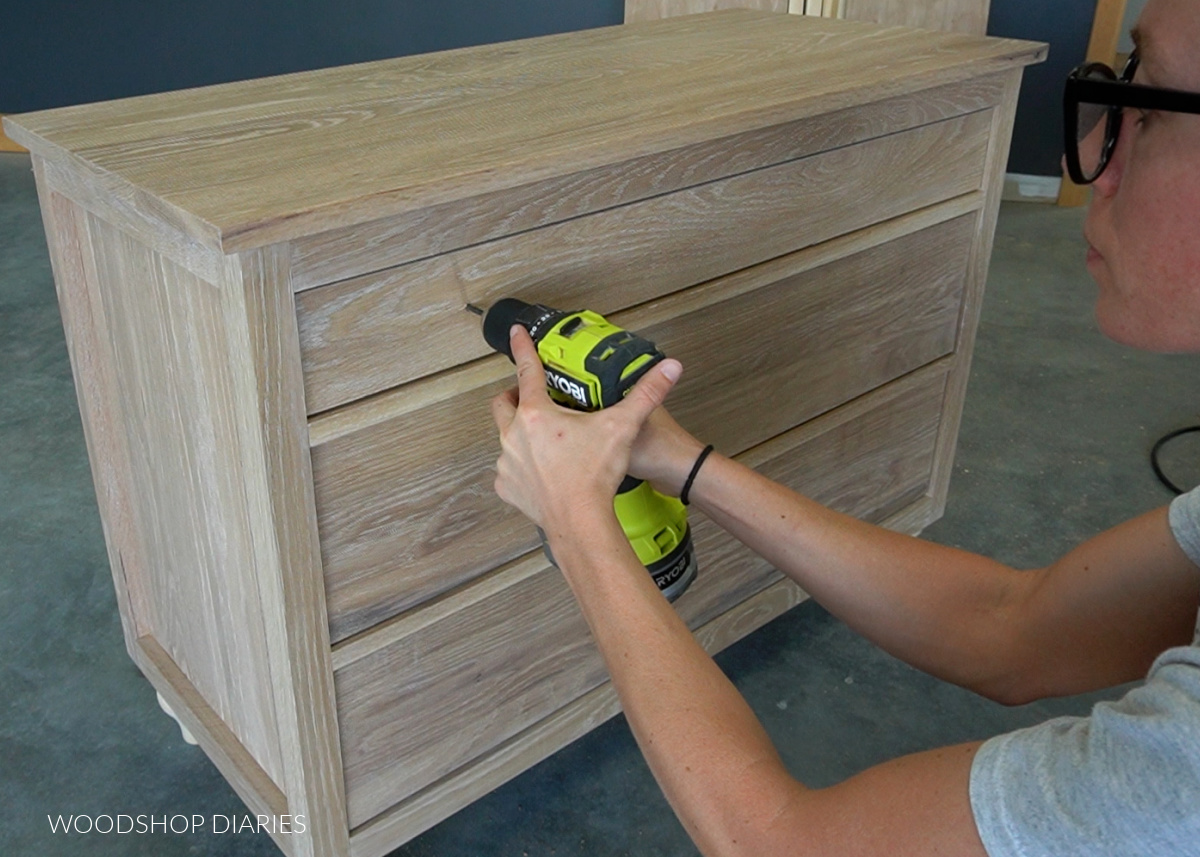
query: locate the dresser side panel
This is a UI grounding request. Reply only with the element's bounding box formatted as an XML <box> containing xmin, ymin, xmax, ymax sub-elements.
<box><xmin>77</xmin><ymin>211</ymin><xmax>288</xmax><ymax>789</ymax></box>
<box><xmin>927</xmin><ymin>69</ymin><xmax>1023</xmax><ymax>515</ymax></box>
<box><xmin>31</xmin><ymin>161</ymin><xmax>151</xmax><ymax>655</ymax></box>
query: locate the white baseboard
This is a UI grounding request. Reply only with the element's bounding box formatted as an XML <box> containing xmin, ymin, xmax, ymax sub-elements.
<box><xmin>1002</xmin><ymin>173</ymin><xmax>1062</xmax><ymax>203</ymax></box>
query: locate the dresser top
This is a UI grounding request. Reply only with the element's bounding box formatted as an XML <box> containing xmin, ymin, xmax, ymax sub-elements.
<box><xmin>6</xmin><ymin>11</ymin><xmax>1044</xmax><ymax>254</ymax></box>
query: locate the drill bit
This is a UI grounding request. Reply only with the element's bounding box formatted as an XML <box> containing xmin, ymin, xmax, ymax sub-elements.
<box><xmin>464</xmin><ymin>303</ymin><xmax>485</xmax><ymax>316</ymax></box>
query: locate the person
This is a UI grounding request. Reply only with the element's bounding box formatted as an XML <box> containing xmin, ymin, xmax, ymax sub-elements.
<box><xmin>489</xmin><ymin>1</ymin><xmax>1200</xmax><ymax>853</ymax></box>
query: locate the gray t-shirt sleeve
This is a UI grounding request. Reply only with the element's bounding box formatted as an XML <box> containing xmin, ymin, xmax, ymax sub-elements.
<box><xmin>969</xmin><ymin>646</ymin><xmax>1200</xmax><ymax>856</ymax></box>
<box><xmin>1170</xmin><ymin>485</ymin><xmax>1200</xmax><ymax>569</ymax></box>
<box><xmin>1172</xmin><ymin>486</ymin><xmax>1200</xmax><ymax>647</ymax></box>
<box><xmin>970</xmin><ymin>487</ymin><xmax>1200</xmax><ymax>856</ymax></box>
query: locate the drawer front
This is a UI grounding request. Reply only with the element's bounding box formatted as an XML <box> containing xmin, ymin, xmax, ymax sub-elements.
<box><xmin>333</xmin><ymin>360</ymin><xmax>951</xmax><ymax>828</ymax></box>
<box><xmin>296</xmin><ymin>110</ymin><xmax>990</xmax><ymax>414</ymax></box>
<box><xmin>310</xmin><ymin>215</ymin><xmax>975</xmax><ymax>642</ymax></box>
<box><xmin>287</xmin><ymin>76</ymin><xmax>1008</xmax><ymax>290</ymax></box>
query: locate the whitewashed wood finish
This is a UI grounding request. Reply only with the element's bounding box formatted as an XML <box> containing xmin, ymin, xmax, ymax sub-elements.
<box><xmin>334</xmin><ymin>360</ymin><xmax>950</xmax><ymax>825</ymax></box>
<box><xmin>29</xmin><ymin>164</ymin><xmax>350</xmax><ymax>857</ymax></box>
<box><xmin>74</xmin><ymin>209</ymin><xmax>288</xmax><ymax>788</ymax></box>
<box><xmin>625</xmin><ymin>0</ymin><xmax>789</xmax><ymax>22</ymax></box>
<box><xmin>841</xmin><ymin>0</ymin><xmax>990</xmax><ymax>34</ymax></box>
<box><xmin>4</xmin><ymin>13</ymin><xmax>1041</xmax><ymax>254</ymax></box>
<box><xmin>31</xmin><ymin>169</ymin><xmax>151</xmax><ymax>653</ymax></box>
<box><xmin>297</xmin><ymin>111</ymin><xmax>989</xmax><ymax>413</ymax></box>
<box><xmin>341</xmin><ymin>355</ymin><xmax>949</xmax><ymax>852</ymax></box>
<box><xmin>134</xmin><ymin>637</ymin><xmax>295</xmax><ymax>854</ymax></box>
<box><xmin>638</xmin><ymin>0</ymin><xmax>844</xmax><ymax>17</ymax></box>
<box><xmin>311</xmin><ymin>214</ymin><xmax>974</xmax><ymax>641</ymax></box>
<box><xmin>36</xmin><ymin>154</ymin><xmax>224</xmax><ymax>283</ymax></box>
<box><xmin>346</xmin><ymin>469</ymin><xmax>945</xmax><ymax>857</ymax></box>
<box><xmin>624</xmin><ymin>0</ymin><xmax>987</xmax><ymax>33</ymax></box>
<box><xmin>346</xmin><ymin>575</ymin><xmax>809</xmax><ymax>857</ymax></box>
<box><xmin>304</xmin><ymin>190</ymin><xmax>981</xmax><ymax>449</ymax></box>
<box><xmin>288</xmin><ymin>75</ymin><xmax>1004</xmax><ymax>290</ymax></box>
<box><xmin>9</xmin><ymin>12</ymin><xmax>1042</xmax><ymax>856</ymax></box>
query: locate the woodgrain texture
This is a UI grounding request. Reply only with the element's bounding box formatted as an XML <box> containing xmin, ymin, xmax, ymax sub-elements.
<box><xmin>334</xmin><ymin>360</ymin><xmax>950</xmax><ymax>826</ymax></box>
<box><xmin>223</xmin><ymin>246</ymin><xmax>351</xmax><ymax>856</ymax></box>
<box><xmin>625</xmin><ymin>0</ymin><xmax>789</xmax><ymax>22</ymax></box>
<box><xmin>31</xmin><ymin>168</ymin><xmax>151</xmax><ymax>655</ymax></box>
<box><xmin>3</xmin><ymin>12</ymin><xmax>1042</xmax><ymax>254</ymax></box>
<box><xmin>297</xmin><ymin>111</ymin><xmax>989</xmax><ymax>413</ymax></box>
<box><xmin>75</xmin><ymin>209</ymin><xmax>288</xmax><ymax>788</ymax></box>
<box><xmin>134</xmin><ymin>637</ymin><xmax>294</xmax><ymax>854</ymax></box>
<box><xmin>35</xmin><ymin>171</ymin><xmax>350</xmax><ymax>857</ymax></box>
<box><xmin>288</xmin><ymin>75</ymin><xmax>1006</xmax><ymax>290</ymax></box>
<box><xmin>925</xmin><ymin>69</ymin><xmax>1021</xmax><ymax>517</ymax></box>
<box><xmin>14</xmin><ymin>12</ymin><xmax>1043</xmax><ymax>856</ymax></box>
<box><xmin>346</xmin><ymin>575</ymin><xmax>810</xmax><ymax>857</ymax></box>
<box><xmin>841</xmin><ymin>0</ymin><xmax>990</xmax><ymax>34</ymax></box>
<box><xmin>311</xmin><ymin>213</ymin><xmax>975</xmax><ymax>642</ymax></box>
<box><xmin>37</xmin><ymin>152</ymin><xmax>225</xmax><ymax>283</ymax></box>
<box><xmin>345</xmin><ymin>474</ymin><xmax>944</xmax><ymax>857</ymax></box>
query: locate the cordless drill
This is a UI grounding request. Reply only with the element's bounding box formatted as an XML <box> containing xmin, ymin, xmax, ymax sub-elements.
<box><xmin>470</xmin><ymin>298</ymin><xmax>697</xmax><ymax>602</ymax></box>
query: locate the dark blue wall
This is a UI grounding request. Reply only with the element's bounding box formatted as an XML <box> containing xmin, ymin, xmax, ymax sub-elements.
<box><xmin>4</xmin><ymin>1</ymin><xmax>1097</xmax><ymax>176</ymax></box>
<box><xmin>2</xmin><ymin>1</ymin><xmax>624</xmax><ymax>112</ymax></box>
<box><xmin>987</xmin><ymin>1</ymin><xmax>1096</xmax><ymax>176</ymax></box>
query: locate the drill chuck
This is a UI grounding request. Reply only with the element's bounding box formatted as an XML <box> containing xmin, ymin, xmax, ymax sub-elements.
<box><xmin>481</xmin><ymin>298</ymin><xmax>567</xmax><ymax>360</ymax></box>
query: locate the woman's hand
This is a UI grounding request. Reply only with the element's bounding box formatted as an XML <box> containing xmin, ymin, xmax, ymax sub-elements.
<box><xmin>490</xmin><ymin>325</ymin><xmax>683</xmax><ymax>534</ymax></box>
<box><xmin>628</xmin><ymin>406</ymin><xmax>708</xmax><ymax>498</ymax></box>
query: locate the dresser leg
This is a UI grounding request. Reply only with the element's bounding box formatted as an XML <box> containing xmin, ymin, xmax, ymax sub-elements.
<box><xmin>156</xmin><ymin>690</ymin><xmax>199</xmax><ymax>745</ymax></box>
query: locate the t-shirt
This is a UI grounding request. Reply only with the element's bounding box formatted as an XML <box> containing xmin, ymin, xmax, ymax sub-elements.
<box><xmin>1173</xmin><ymin>486</ymin><xmax>1200</xmax><ymax>644</ymax></box>
<box><xmin>969</xmin><ymin>486</ymin><xmax>1200</xmax><ymax>856</ymax></box>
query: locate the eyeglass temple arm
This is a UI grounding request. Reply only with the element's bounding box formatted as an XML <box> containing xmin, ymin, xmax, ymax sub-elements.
<box><xmin>1068</xmin><ymin>77</ymin><xmax>1200</xmax><ymax>115</ymax></box>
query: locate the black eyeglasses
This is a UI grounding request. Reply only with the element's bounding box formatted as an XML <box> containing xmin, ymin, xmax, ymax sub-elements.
<box><xmin>1063</xmin><ymin>50</ymin><xmax>1200</xmax><ymax>185</ymax></box>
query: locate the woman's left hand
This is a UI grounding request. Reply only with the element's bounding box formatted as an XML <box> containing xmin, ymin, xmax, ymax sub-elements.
<box><xmin>490</xmin><ymin>324</ymin><xmax>683</xmax><ymax>534</ymax></box>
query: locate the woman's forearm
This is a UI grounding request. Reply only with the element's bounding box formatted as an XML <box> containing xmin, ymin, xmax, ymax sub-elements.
<box><xmin>546</xmin><ymin>508</ymin><xmax>807</xmax><ymax>857</ymax></box>
<box><xmin>683</xmin><ymin>451</ymin><xmax>1033</xmax><ymax>700</ymax></box>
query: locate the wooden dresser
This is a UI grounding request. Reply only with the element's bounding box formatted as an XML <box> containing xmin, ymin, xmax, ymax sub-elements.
<box><xmin>6</xmin><ymin>12</ymin><xmax>1043</xmax><ymax>857</ymax></box>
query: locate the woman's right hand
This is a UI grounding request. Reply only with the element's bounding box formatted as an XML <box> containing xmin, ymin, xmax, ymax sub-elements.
<box><xmin>628</xmin><ymin>406</ymin><xmax>708</xmax><ymax>499</ymax></box>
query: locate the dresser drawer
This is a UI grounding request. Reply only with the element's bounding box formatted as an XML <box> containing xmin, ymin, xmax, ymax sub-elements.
<box><xmin>286</xmin><ymin>75</ymin><xmax>1008</xmax><ymax>291</ymax></box>
<box><xmin>295</xmin><ymin>111</ymin><xmax>990</xmax><ymax>414</ymax></box>
<box><xmin>331</xmin><ymin>359</ymin><xmax>950</xmax><ymax>828</ymax></box>
<box><xmin>309</xmin><ymin>214</ymin><xmax>975</xmax><ymax>642</ymax></box>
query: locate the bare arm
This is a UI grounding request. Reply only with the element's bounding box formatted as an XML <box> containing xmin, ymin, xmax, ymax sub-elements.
<box><xmin>491</xmin><ymin>327</ymin><xmax>991</xmax><ymax>857</ymax></box>
<box><xmin>548</xmin><ymin>506</ymin><xmax>990</xmax><ymax>857</ymax></box>
<box><xmin>635</xmin><ymin>412</ymin><xmax>1200</xmax><ymax>704</ymax></box>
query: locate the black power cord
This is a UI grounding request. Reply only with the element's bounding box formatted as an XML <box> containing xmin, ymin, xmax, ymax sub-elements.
<box><xmin>1150</xmin><ymin>425</ymin><xmax>1200</xmax><ymax>496</ymax></box>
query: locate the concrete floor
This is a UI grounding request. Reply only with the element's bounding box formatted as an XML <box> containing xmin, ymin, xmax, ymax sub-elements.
<box><xmin>2</xmin><ymin>148</ymin><xmax>1197</xmax><ymax>856</ymax></box>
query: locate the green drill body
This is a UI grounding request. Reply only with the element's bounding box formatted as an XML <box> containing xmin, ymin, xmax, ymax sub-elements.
<box><xmin>474</xmin><ymin>298</ymin><xmax>698</xmax><ymax>602</ymax></box>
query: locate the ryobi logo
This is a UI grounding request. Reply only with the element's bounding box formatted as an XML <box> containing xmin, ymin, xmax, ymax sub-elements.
<box><xmin>544</xmin><ymin>368</ymin><xmax>593</xmax><ymax>409</ymax></box>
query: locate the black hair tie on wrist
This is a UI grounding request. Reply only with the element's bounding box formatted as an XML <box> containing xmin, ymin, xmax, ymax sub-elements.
<box><xmin>680</xmin><ymin>444</ymin><xmax>714</xmax><ymax>506</ymax></box>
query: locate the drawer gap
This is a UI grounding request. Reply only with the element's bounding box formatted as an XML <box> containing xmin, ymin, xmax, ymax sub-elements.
<box><xmin>305</xmin><ymin>190</ymin><xmax>981</xmax><ymax>436</ymax></box>
<box><xmin>329</xmin><ymin>355</ymin><xmax>953</xmax><ymax>671</ymax></box>
<box><xmin>310</xmin><ymin>108</ymin><xmax>994</xmax><ymax>295</ymax></box>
